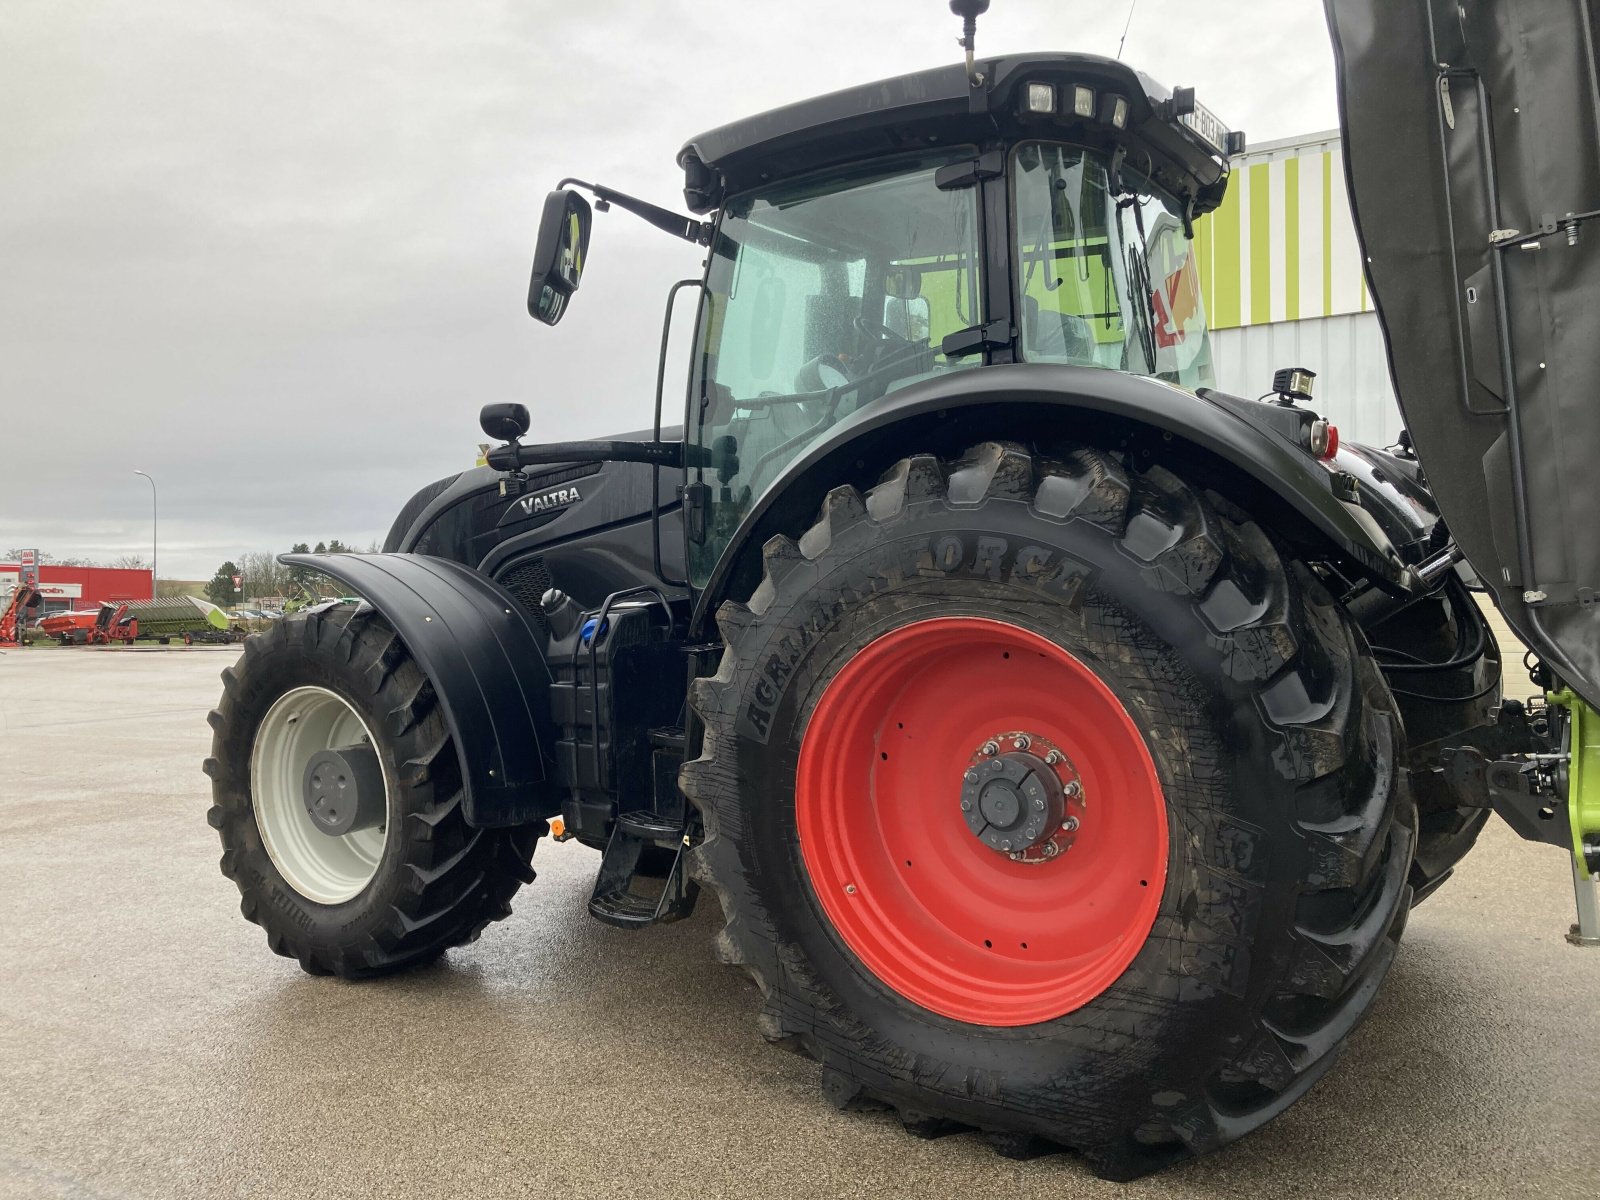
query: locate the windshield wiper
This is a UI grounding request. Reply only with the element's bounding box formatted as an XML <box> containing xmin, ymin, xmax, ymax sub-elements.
<box><xmin>1117</xmin><ymin>197</ymin><xmax>1161</xmax><ymax>373</ymax></box>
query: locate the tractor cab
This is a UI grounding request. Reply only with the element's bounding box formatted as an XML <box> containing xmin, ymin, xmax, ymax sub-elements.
<box><xmin>528</xmin><ymin>52</ymin><xmax>1243</xmax><ymax>582</ymax></box>
<box><xmin>674</xmin><ymin>57</ymin><xmax>1236</xmax><ymax>578</ymax></box>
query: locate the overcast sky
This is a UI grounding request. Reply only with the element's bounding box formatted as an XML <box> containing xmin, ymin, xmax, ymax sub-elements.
<box><xmin>1</xmin><ymin>1</ymin><xmax>1340</xmax><ymax>579</ymax></box>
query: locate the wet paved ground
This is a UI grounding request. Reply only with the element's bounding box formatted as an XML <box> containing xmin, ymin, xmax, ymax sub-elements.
<box><xmin>2</xmin><ymin>645</ymin><xmax>1596</xmax><ymax>1199</ymax></box>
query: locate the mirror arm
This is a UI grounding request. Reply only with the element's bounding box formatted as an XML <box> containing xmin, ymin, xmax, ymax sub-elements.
<box><xmin>557</xmin><ymin>178</ymin><xmax>714</xmax><ymax>246</ymax></box>
<box><xmin>486</xmin><ymin>440</ymin><xmax>717</xmax><ymax>472</ymax></box>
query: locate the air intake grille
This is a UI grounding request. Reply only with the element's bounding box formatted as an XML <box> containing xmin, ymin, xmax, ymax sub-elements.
<box><xmin>496</xmin><ymin>557</ymin><xmax>553</xmax><ymax>633</ymax></box>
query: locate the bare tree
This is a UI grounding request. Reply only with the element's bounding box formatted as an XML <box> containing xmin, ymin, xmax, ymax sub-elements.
<box><xmin>238</xmin><ymin>551</ymin><xmax>291</xmax><ymax>601</ymax></box>
<box><xmin>110</xmin><ymin>553</ymin><xmax>147</xmax><ymax>570</ymax></box>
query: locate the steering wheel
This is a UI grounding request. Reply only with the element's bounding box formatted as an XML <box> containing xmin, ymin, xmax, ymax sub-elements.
<box><xmin>854</xmin><ymin>315</ymin><xmax>920</xmax><ymax>348</ymax></box>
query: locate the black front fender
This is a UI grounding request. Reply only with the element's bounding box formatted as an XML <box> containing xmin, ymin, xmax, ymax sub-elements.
<box><xmin>281</xmin><ymin>552</ymin><xmax>560</xmax><ymax>828</ymax></box>
<box><xmin>691</xmin><ymin>364</ymin><xmax>1410</xmax><ymax>634</ymax></box>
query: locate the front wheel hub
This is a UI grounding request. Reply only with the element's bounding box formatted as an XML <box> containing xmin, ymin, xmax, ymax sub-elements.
<box><xmin>303</xmin><ymin>744</ymin><xmax>386</xmax><ymax>836</ymax></box>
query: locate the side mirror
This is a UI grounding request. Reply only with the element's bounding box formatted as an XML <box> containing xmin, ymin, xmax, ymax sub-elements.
<box><xmin>528</xmin><ymin>189</ymin><xmax>592</xmax><ymax>326</ymax></box>
<box><xmin>480</xmin><ymin>402</ymin><xmax>531</xmax><ymax>443</ymax></box>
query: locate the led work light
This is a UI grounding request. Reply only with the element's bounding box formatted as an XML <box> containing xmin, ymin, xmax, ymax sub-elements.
<box><xmin>1025</xmin><ymin>82</ymin><xmax>1056</xmax><ymax>113</ymax></box>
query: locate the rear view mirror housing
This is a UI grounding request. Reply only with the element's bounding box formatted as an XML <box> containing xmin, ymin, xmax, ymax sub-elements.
<box><xmin>528</xmin><ymin>189</ymin><xmax>592</xmax><ymax>325</ymax></box>
<box><xmin>479</xmin><ymin>402</ymin><xmax>531</xmax><ymax>443</ymax></box>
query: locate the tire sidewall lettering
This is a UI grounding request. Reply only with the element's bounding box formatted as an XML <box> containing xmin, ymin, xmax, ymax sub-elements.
<box><xmin>738</xmin><ymin>528</ymin><xmax>1093</xmax><ymax>743</ymax></box>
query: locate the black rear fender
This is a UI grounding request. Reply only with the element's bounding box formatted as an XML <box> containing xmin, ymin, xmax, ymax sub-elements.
<box><xmin>690</xmin><ymin>365</ymin><xmax>1411</xmax><ymax>634</ymax></box>
<box><xmin>280</xmin><ymin>552</ymin><xmax>561</xmax><ymax>828</ymax></box>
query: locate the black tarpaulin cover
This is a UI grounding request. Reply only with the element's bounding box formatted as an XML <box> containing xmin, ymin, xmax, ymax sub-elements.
<box><xmin>1326</xmin><ymin>0</ymin><xmax>1600</xmax><ymax>705</ymax></box>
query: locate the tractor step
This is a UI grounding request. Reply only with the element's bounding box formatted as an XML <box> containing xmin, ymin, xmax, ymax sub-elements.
<box><xmin>587</xmin><ymin>812</ymin><xmax>698</xmax><ymax>929</ymax></box>
<box><xmin>588</xmin><ymin>887</ymin><xmax>672</xmax><ymax>926</ymax></box>
<box><xmin>616</xmin><ymin>809</ymin><xmax>686</xmax><ymax>843</ymax></box>
<box><xmin>649</xmin><ymin>726</ymin><xmax>686</xmax><ymax>752</ymax></box>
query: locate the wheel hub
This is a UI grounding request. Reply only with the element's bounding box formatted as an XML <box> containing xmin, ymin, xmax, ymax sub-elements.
<box><xmin>302</xmin><ymin>743</ymin><xmax>386</xmax><ymax>836</ymax></box>
<box><xmin>959</xmin><ymin>732</ymin><xmax>1084</xmax><ymax>863</ymax></box>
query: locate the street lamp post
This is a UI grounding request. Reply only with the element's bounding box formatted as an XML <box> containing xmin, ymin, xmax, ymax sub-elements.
<box><xmin>133</xmin><ymin>470</ymin><xmax>157</xmax><ymax>597</ymax></box>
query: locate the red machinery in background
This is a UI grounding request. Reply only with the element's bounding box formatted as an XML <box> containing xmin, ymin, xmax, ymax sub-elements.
<box><xmin>40</xmin><ymin>603</ymin><xmax>137</xmax><ymax>646</ymax></box>
<box><xmin>0</xmin><ymin>584</ymin><xmax>42</xmax><ymax>646</ymax></box>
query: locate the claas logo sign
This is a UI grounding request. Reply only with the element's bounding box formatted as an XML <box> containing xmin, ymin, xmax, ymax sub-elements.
<box><xmin>1145</xmin><ymin>213</ymin><xmax>1210</xmax><ymax>387</ymax></box>
<box><xmin>1147</xmin><ymin>214</ymin><xmax>1204</xmax><ymax>353</ymax></box>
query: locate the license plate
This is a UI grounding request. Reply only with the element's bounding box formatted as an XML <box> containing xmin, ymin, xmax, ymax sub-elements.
<box><xmin>1180</xmin><ymin>102</ymin><xmax>1231</xmax><ymax>155</ymax></box>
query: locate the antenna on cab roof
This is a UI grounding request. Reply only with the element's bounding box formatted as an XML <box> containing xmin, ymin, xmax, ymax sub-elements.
<box><xmin>950</xmin><ymin>0</ymin><xmax>990</xmax><ymax>86</ymax></box>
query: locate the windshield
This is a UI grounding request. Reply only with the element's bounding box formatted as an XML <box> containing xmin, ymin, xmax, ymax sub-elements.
<box><xmin>686</xmin><ymin>153</ymin><xmax>984</xmax><ymax>585</ymax></box>
<box><xmin>1013</xmin><ymin>142</ymin><xmax>1214</xmax><ymax>390</ymax></box>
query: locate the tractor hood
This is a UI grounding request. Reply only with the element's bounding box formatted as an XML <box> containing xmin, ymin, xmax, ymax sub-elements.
<box><xmin>1326</xmin><ymin>0</ymin><xmax>1600</xmax><ymax>707</ymax></box>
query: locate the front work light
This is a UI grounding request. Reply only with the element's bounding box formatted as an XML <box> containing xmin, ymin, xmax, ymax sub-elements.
<box><xmin>1073</xmin><ymin>85</ymin><xmax>1096</xmax><ymax>117</ymax></box>
<box><xmin>1025</xmin><ymin>82</ymin><xmax>1057</xmax><ymax>113</ymax></box>
<box><xmin>1110</xmin><ymin>95</ymin><xmax>1129</xmax><ymax>129</ymax></box>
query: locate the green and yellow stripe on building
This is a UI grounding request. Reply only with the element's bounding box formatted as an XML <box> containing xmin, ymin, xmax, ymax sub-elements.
<box><xmin>1193</xmin><ymin>131</ymin><xmax>1371</xmax><ymax>331</ymax></box>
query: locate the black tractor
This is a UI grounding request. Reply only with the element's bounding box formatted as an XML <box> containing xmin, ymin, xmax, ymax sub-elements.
<box><xmin>205</xmin><ymin>0</ymin><xmax>1600</xmax><ymax>1179</ymax></box>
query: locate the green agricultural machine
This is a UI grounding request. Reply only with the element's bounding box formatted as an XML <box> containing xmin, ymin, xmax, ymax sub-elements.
<box><xmin>204</xmin><ymin>0</ymin><xmax>1600</xmax><ymax>1177</ymax></box>
<box><xmin>125</xmin><ymin>596</ymin><xmax>237</xmax><ymax>644</ymax></box>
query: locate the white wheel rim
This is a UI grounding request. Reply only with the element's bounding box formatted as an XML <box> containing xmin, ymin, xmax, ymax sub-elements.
<box><xmin>251</xmin><ymin>685</ymin><xmax>391</xmax><ymax>904</ymax></box>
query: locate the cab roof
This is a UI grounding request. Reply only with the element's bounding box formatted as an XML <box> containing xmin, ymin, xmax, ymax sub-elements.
<box><xmin>677</xmin><ymin>52</ymin><xmax>1236</xmax><ymax>216</ymax></box>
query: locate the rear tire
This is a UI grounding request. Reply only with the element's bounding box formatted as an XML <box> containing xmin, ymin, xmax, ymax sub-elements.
<box><xmin>205</xmin><ymin>606</ymin><xmax>541</xmax><ymax>977</ymax></box>
<box><xmin>683</xmin><ymin>442</ymin><xmax>1415</xmax><ymax>1179</ymax></box>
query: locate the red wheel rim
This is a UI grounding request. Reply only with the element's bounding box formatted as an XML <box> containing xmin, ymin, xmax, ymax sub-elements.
<box><xmin>796</xmin><ymin>617</ymin><xmax>1167</xmax><ymax>1026</ymax></box>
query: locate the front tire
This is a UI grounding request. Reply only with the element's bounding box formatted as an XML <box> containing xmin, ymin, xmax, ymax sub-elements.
<box><xmin>205</xmin><ymin>606</ymin><xmax>540</xmax><ymax>977</ymax></box>
<box><xmin>683</xmin><ymin>442</ymin><xmax>1415</xmax><ymax>1179</ymax></box>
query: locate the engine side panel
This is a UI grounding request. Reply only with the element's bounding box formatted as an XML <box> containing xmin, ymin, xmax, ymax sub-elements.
<box><xmin>383</xmin><ymin>455</ymin><xmax>688</xmax><ymax>631</ymax></box>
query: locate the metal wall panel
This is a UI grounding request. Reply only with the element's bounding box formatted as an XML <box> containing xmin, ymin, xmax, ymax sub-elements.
<box><xmin>1194</xmin><ymin>131</ymin><xmax>1372</xmax><ymax>330</ymax></box>
<box><xmin>1209</xmin><ymin>311</ymin><xmax>1401</xmax><ymax>447</ymax></box>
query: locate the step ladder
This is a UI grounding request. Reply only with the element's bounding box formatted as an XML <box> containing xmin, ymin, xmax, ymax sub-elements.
<box><xmin>587</xmin><ymin>727</ymin><xmax>699</xmax><ymax>929</ymax></box>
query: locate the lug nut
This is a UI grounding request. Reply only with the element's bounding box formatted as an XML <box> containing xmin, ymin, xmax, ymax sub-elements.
<box><xmin>1015</xmin><ymin>735</ymin><xmax>1031</xmax><ymax>751</ymax></box>
<box><xmin>965</xmin><ymin>769</ymin><xmax>979</xmax><ymax>784</ymax></box>
<box><xmin>1064</xmin><ymin>780</ymin><xmax>1081</xmax><ymax>798</ymax></box>
<box><xmin>960</xmin><ymin>799</ymin><xmax>972</xmax><ymax>812</ymax></box>
<box><xmin>1062</xmin><ymin>816</ymin><xmax>1080</xmax><ymax>832</ymax></box>
<box><xmin>981</xmin><ymin>740</ymin><xmax>999</xmax><ymax>756</ymax></box>
<box><xmin>1044</xmin><ymin>750</ymin><xmax>1062</xmax><ymax>765</ymax></box>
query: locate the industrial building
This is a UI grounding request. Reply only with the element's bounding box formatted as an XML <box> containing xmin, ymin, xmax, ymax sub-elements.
<box><xmin>1194</xmin><ymin>129</ymin><xmax>1401</xmax><ymax>447</ymax></box>
<box><xmin>0</xmin><ymin>562</ymin><xmax>153</xmax><ymax>618</ymax></box>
